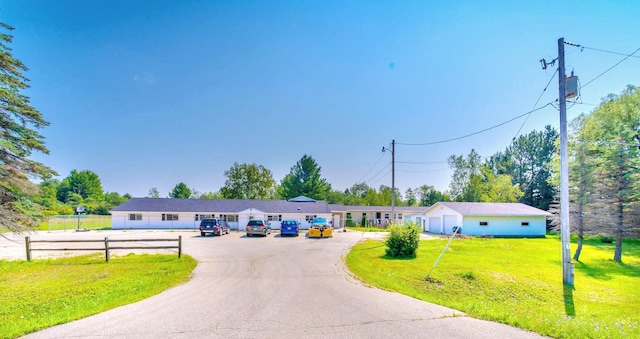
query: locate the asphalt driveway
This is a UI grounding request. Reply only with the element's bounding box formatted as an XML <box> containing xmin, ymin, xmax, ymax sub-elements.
<box><xmin>1</xmin><ymin>230</ymin><xmax>544</xmax><ymax>338</ymax></box>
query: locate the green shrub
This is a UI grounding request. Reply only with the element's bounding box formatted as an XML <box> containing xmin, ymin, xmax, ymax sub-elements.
<box><xmin>600</xmin><ymin>235</ymin><xmax>614</xmax><ymax>244</ymax></box>
<box><xmin>384</xmin><ymin>222</ymin><xmax>421</xmax><ymax>257</ymax></box>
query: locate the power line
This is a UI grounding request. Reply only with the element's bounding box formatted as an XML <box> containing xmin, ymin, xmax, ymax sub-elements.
<box><xmin>396</xmin><ymin>160</ymin><xmax>447</xmax><ymax>164</ymax></box>
<box><xmin>513</xmin><ymin>68</ymin><xmax>558</xmax><ymax>141</ymax></box>
<box><xmin>396</xmin><ymin>168</ymin><xmax>449</xmax><ymax>173</ymax></box>
<box><xmin>581</xmin><ymin>46</ymin><xmax>640</xmax><ymax>89</ymax></box>
<box><xmin>565</xmin><ymin>42</ymin><xmax>640</xmax><ymax>59</ymax></box>
<box><xmin>365</xmin><ymin>162</ymin><xmax>390</xmax><ymax>184</ymax></box>
<box><xmin>357</xmin><ymin>152</ymin><xmax>385</xmax><ymax>183</ymax></box>
<box><xmin>397</xmin><ymin>103</ymin><xmax>553</xmax><ymax>146</ymax></box>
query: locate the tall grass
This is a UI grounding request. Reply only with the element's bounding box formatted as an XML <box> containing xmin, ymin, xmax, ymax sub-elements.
<box><xmin>346</xmin><ymin>236</ymin><xmax>640</xmax><ymax>338</ymax></box>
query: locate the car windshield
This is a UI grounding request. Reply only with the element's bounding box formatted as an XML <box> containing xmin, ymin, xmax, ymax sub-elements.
<box><xmin>248</xmin><ymin>220</ymin><xmax>264</xmax><ymax>226</ymax></box>
<box><xmin>312</xmin><ymin>217</ymin><xmax>327</xmax><ymax>224</ymax></box>
<box><xmin>201</xmin><ymin>219</ymin><xmax>217</xmax><ymax>225</ymax></box>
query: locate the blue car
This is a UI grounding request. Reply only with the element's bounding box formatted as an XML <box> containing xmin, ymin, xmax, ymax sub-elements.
<box><xmin>280</xmin><ymin>220</ymin><xmax>300</xmax><ymax>237</ymax></box>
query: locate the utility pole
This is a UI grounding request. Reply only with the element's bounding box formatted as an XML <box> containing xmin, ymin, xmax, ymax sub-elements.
<box><xmin>382</xmin><ymin>140</ymin><xmax>396</xmax><ymax>225</ymax></box>
<box><xmin>391</xmin><ymin>139</ymin><xmax>395</xmax><ymax>224</ymax></box>
<box><xmin>558</xmin><ymin>38</ymin><xmax>574</xmax><ymax>286</ymax></box>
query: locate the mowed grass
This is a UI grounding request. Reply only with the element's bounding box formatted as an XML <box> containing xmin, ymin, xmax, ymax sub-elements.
<box><xmin>0</xmin><ymin>253</ymin><xmax>197</xmax><ymax>338</ymax></box>
<box><xmin>346</xmin><ymin>236</ymin><xmax>640</xmax><ymax>339</ymax></box>
<box><xmin>37</xmin><ymin>215</ymin><xmax>112</xmax><ymax>231</ymax></box>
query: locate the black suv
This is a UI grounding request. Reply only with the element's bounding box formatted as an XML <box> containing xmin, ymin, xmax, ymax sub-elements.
<box><xmin>199</xmin><ymin>218</ymin><xmax>230</xmax><ymax>237</ymax></box>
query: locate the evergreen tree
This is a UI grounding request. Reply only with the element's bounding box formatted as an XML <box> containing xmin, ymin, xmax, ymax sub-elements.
<box><xmin>0</xmin><ymin>22</ymin><xmax>55</xmax><ymax>232</ymax></box>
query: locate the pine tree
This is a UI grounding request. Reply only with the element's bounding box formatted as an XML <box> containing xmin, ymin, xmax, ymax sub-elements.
<box><xmin>0</xmin><ymin>22</ymin><xmax>55</xmax><ymax>233</ymax></box>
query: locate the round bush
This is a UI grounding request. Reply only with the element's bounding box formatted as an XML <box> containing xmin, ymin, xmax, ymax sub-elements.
<box><xmin>384</xmin><ymin>222</ymin><xmax>421</xmax><ymax>257</ymax></box>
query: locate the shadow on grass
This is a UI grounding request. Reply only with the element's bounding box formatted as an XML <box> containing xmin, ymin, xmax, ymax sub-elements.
<box><xmin>563</xmin><ymin>284</ymin><xmax>576</xmax><ymax>317</ymax></box>
<box><xmin>576</xmin><ymin>259</ymin><xmax>640</xmax><ymax>280</ymax></box>
<box><xmin>381</xmin><ymin>254</ymin><xmax>417</xmax><ymax>260</ymax></box>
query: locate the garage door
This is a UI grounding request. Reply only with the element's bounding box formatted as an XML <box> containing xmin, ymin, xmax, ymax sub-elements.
<box><xmin>444</xmin><ymin>215</ymin><xmax>457</xmax><ymax>234</ymax></box>
<box><xmin>429</xmin><ymin>217</ymin><xmax>441</xmax><ymax>233</ymax></box>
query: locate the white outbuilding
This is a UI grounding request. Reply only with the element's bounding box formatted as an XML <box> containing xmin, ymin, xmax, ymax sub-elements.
<box><xmin>423</xmin><ymin>202</ymin><xmax>551</xmax><ymax>237</ymax></box>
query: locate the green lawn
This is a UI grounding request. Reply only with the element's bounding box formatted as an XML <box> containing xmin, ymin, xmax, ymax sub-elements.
<box><xmin>38</xmin><ymin>215</ymin><xmax>112</xmax><ymax>231</ymax></box>
<box><xmin>346</xmin><ymin>236</ymin><xmax>640</xmax><ymax>339</ymax></box>
<box><xmin>0</xmin><ymin>253</ymin><xmax>197</xmax><ymax>338</ymax></box>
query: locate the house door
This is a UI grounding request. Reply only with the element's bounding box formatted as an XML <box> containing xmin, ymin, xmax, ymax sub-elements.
<box><xmin>429</xmin><ymin>217</ymin><xmax>441</xmax><ymax>233</ymax></box>
<box><xmin>444</xmin><ymin>215</ymin><xmax>457</xmax><ymax>234</ymax></box>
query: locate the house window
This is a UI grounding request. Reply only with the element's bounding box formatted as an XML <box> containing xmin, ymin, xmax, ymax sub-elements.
<box><xmin>195</xmin><ymin>214</ymin><xmax>213</xmax><ymax>221</ymax></box>
<box><xmin>305</xmin><ymin>215</ymin><xmax>316</xmax><ymax>223</ymax></box>
<box><xmin>479</xmin><ymin>221</ymin><xmax>488</xmax><ymax>226</ymax></box>
<box><xmin>397</xmin><ymin>213</ymin><xmax>403</xmax><ymax>220</ymax></box>
<box><xmin>220</xmin><ymin>214</ymin><xmax>237</xmax><ymax>222</ymax></box>
<box><xmin>384</xmin><ymin>213</ymin><xmax>390</xmax><ymax>219</ymax></box>
<box><xmin>162</xmin><ymin>214</ymin><xmax>179</xmax><ymax>221</ymax></box>
<box><xmin>129</xmin><ymin>214</ymin><xmax>142</xmax><ymax>221</ymax></box>
<box><xmin>267</xmin><ymin>215</ymin><xmax>281</xmax><ymax>221</ymax></box>
<box><xmin>521</xmin><ymin>222</ymin><xmax>530</xmax><ymax>226</ymax></box>
<box><xmin>346</xmin><ymin>212</ymin><xmax>352</xmax><ymax>219</ymax></box>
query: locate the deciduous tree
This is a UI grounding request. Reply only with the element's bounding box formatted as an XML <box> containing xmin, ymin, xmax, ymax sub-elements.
<box><xmin>220</xmin><ymin>162</ymin><xmax>276</xmax><ymax>200</ymax></box>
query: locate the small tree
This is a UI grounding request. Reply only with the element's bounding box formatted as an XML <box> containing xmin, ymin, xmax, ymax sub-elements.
<box><xmin>385</xmin><ymin>221</ymin><xmax>421</xmax><ymax>257</ymax></box>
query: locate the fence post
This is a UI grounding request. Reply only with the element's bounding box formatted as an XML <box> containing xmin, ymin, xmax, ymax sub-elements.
<box><xmin>25</xmin><ymin>236</ymin><xmax>31</xmax><ymax>261</ymax></box>
<box><xmin>105</xmin><ymin>237</ymin><xmax>110</xmax><ymax>262</ymax></box>
<box><xmin>178</xmin><ymin>235</ymin><xmax>182</xmax><ymax>258</ymax></box>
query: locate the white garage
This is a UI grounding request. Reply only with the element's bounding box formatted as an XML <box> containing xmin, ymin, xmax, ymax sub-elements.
<box><xmin>423</xmin><ymin>202</ymin><xmax>550</xmax><ymax>237</ymax></box>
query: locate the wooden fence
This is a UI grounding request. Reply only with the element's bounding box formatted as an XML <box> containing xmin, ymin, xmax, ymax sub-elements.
<box><xmin>25</xmin><ymin>236</ymin><xmax>182</xmax><ymax>262</ymax></box>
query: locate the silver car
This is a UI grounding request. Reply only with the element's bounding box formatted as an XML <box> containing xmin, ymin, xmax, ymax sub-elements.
<box><xmin>246</xmin><ymin>220</ymin><xmax>271</xmax><ymax>237</ymax></box>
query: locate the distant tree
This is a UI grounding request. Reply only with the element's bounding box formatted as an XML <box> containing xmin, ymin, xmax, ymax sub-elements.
<box><xmin>405</xmin><ymin>188</ymin><xmax>416</xmax><ymax>206</ymax></box>
<box><xmin>0</xmin><ymin>22</ymin><xmax>56</xmax><ymax>232</ymax></box>
<box><xmin>448</xmin><ymin>149</ymin><xmax>482</xmax><ymax>201</ymax></box>
<box><xmin>415</xmin><ymin>185</ymin><xmax>449</xmax><ymax>206</ymax></box>
<box><xmin>220</xmin><ymin>162</ymin><xmax>276</xmax><ymax>200</ymax></box>
<box><xmin>578</xmin><ymin>86</ymin><xmax>640</xmax><ymax>262</ymax></box>
<box><xmin>476</xmin><ymin>167</ymin><xmax>523</xmax><ymax>202</ymax></box>
<box><xmin>279</xmin><ymin>155</ymin><xmax>331</xmax><ymax>200</ymax></box>
<box><xmin>169</xmin><ymin>182</ymin><xmax>192</xmax><ymax>199</ymax></box>
<box><xmin>104</xmin><ymin>192</ymin><xmax>129</xmax><ymax>207</ymax></box>
<box><xmin>148</xmin><ymin>188</ymin><xmax>160</xmax><ymax>198</ymax></box>
<box><xmin>325</xmin><ymin>189</ymin><xmax>346</xmax><ymax>204</ymax></box>
<box><xmin>342</xmin><ymin>182</ymin><xmax>370</xmax><ymax>205</ymax></box>
<box><xmin>57</xmin><ymin>170</ymin><xmax>104</xmax><ymax>203</ymax></box>
<box><xmin>194</xmin><ymin>191</ymin><xmax>222</xmax><ymax>199</ymax></box>
<box><xmin>486</xmin><ymin>126</ymin><xmax>558</xmax><ymax>210</ymax></box>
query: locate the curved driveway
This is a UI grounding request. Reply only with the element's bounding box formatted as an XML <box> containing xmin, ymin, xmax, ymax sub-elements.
<box><xmin>9</xmin><ymin>230</ymin><xmax>543</xmax><ymax>338</ymax></box>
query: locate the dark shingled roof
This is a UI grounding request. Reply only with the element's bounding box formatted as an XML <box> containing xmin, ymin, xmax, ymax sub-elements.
<box><xmin>111</xmin><ymin>198</ymin><xmax>331</xmax><ymax>214</ymax></box>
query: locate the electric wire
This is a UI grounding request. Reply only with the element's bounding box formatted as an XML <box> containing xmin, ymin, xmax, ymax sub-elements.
<box><xmin>513</xmin><ymin>68</ymin><xmax>559</xmax><ymax>141</ymax></box>
<box><xmin>396</xmin><ymin>103</ymin><xmax>553</xmax><ymax>146</ymax></box>
<box><xmin>580</xmin><ymin>46</ymin><xmax>640</xmax><ymax>89</ymax></box>
<box><xmin>565</xmin><ymin>42</ymin><xmax>640</xmax><ymax>59</ymax></box>
<box><xmin>356</xmin><ymin>152</ymin><xmax>385</xmax><ymax>184</ymax></box>
<box><xmin>364</xmin><ymin>162</ymin><xmax>390</xmax><ymax>185</ymax></box>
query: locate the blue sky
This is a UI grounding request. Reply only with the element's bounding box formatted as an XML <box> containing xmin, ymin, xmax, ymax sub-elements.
<box><xmin>3</xmin><ymin>1</ymin><xmax>640</xmax><ymax>197</ymax></box>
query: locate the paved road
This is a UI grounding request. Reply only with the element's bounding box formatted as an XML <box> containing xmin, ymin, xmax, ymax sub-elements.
<box><xmin>1</xmin><ymin>230</ymin><xmax>544</xmax><ymax>338</ymax></box>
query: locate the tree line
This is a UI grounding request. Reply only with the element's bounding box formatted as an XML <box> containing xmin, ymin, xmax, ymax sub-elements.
<box><xmin>2</xmin><ymin>20</ymin><xmax>638</xmax><ymax>261</ymax></box>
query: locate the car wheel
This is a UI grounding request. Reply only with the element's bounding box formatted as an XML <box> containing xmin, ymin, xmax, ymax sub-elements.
<box><xmin>201</xmin><ymin>232</ymin><xmax>205</xmax><ymax>237</ymax></box>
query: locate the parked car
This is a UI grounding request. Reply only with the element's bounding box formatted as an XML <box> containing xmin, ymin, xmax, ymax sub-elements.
<box><xmin>280</xmin><ymin>220</ymin><xmax>300</xmax><ymax>237</ymax></box>
<box><xmin>199</xmin><ymin>218</ymin><xmax>230</xmax><ymax>237</ymax></box>
<box><xmin>452</xmin><ymin>226</ymin><xmax>462</xmax><ymax>234</ymax></box>
<box><xmin>246</xmin><ymin>220</ymin><xmax>271</xmax><ymax>237</ymax></box>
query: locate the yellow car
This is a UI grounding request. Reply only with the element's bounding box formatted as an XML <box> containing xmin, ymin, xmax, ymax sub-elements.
<box><xmin>308</xmin><ymin>217</ymin><xmax>332</xmax><ymax>238</ymax></box>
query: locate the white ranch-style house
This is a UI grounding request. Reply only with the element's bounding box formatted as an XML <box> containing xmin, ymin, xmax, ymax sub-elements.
<box><xmin>111</xmin><ymin>197</ymin><xmax>551</xmax><ymax>237</ymax></box>
<box><xmin>423</xmin><ymin>202</ymin><xmax>551</xmax><ymax>237</ymax></box>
